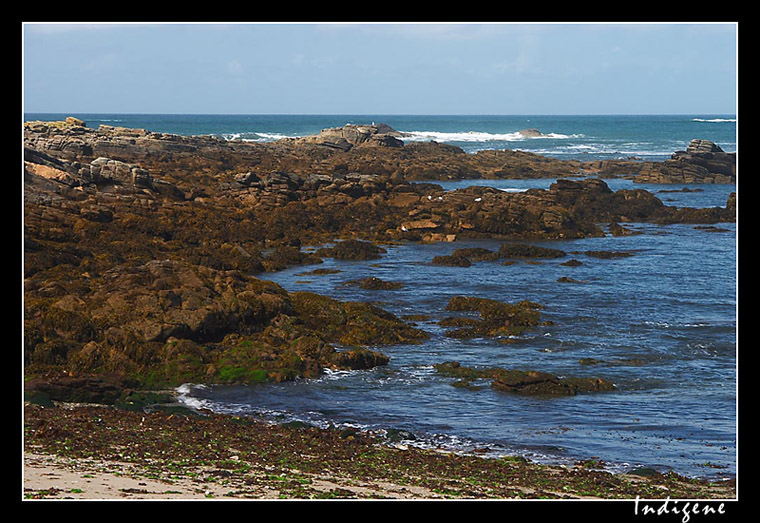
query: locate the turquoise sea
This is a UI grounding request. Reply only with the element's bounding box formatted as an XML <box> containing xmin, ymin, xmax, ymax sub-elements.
<box><xmin>24</xmin><ymin>113</ymin><xmax>738</xmax><ymax>480</ymax></box>
<box><xmin>24</xmin><ymin>113</ymin><xmax>737</xmax><ymax>161</ymax></box>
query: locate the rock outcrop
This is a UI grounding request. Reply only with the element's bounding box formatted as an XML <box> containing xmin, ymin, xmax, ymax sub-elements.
<box><xmin>288</xmin><ymin>123</ymin><xmax>405</xmax><ymax>151</ymax></box>
<box><xmin>518</xmin><ymin>128</ymin><xmax>545</xmax><ymax>138</ymax></box>
<box><xmin>632</xmin><ymin>139</ymin><xmax>736</xmax><ymax>184</ymax></box>
<box><xmin>22</xmin><ymin>118</ymin><xmax>736</xmax><ymax>394</ymax></box>
<box><xmin>24</xmin><ymin>257</ymin><xmax>426</xmax><ymax>387</ymax></box>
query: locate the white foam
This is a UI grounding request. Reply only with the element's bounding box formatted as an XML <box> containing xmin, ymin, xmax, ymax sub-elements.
<box><xmin>254</xmin><ymin>132</ymin><xmax>291</xmax><ymax>141</ymax></box>
<box><xmin>318</xmin><ymin>368</ymin><xmax>359</xmax><ymax>381</ymax></box>
<box><xmin>693</xmin><ymin>118</ymin><xmax>736</xmax><ymax>123</ymax></box>
<box><xmin>174</xmin><ymin>383</ymin><xmax>213</xmax><ymax>410</ymax></box>
<box><xmin>527</xmin><ymin>142</ymin><xmax>671</xmax><ymax>158</ymax></box>
<box><xmin>220</xmin><ymin>132</ymin><xmax>292</xmax><ymax>142</ymax></box>
<box><xmin>400</xmin><ymin>130</ymin><xmax>580</xmax><ymax>143</ymax></box>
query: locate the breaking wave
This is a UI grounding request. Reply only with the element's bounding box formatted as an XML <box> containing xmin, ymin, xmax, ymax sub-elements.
<box><xmin>218</xmin><ymin>131</ymin><xmax>292</xmax><ymax>142</ymax></box>
<box><xmin>399</xmin><ymin>130</ymin><xmax>581</xmax><ymax>143</ymax></box>
<box><xmin>693</xmin><ymin>118</ymin><xmax>736</xmax><ymax>123</ymax></box>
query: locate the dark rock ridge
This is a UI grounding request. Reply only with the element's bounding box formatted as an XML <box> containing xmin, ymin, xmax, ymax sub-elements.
<box><xmin>23</xmin><ymin>118</ymin><xmax>736</xmax><ymax>399</ymax></box>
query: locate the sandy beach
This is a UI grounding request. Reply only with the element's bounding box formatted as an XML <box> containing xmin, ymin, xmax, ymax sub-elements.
<box><xmin>22</xmin><ymin>403</ymin><xmax>737</xmax><ymax>502</ymax></box>
<box><xmin>23</xmin><ymin>449</ymin><xmax>438</xmax><ymax>500</ymax></box>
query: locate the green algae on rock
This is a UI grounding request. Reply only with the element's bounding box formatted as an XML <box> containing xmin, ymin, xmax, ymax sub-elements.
<box><xmin>441</xmin><ymin>296</ymin><xmax>544</xmax><ymax>339</ymax></box>
<box><xmin>290</xmin><ymin>291</ymin><xmax>429</xmax><ymax>346</ymax></box>
<box><xmin>24</xmin><ymin>257</ymin><xmax>428</xmax><ymax>391</ymax></box>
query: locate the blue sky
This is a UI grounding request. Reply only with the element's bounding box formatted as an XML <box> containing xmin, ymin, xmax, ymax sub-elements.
<box><xmin>22</xmin><ymin>22</ymin><xmax>738</xmax><ymax>115</ymax></box>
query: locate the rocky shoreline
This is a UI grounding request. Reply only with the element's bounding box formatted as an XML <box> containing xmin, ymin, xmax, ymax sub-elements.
<box><xmin>23</xmin><ymin>402</ymin><xmax>736</xmax><ymax>500</ymax></box>
<box><xmin>23</xmin><ymin>118</ymin><xmax>737</xmax><ymax>500</ymax></box>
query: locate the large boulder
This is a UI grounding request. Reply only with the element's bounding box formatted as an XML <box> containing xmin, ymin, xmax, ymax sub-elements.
<box><xmin>90</xmin><ymin>157</ymin><xmax>153</xmax><ymax>189</ymax></box>
<box><xmin>292</xmin><ymin>123</ymin><xmax>404</xmax><ymax>151</ymax></box>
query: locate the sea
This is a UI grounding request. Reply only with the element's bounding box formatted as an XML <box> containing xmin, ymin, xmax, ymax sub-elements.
<box><xmin>24</xmin><ymin>113</ymin><xmax>738</xmax><ymax>480</ymax></box>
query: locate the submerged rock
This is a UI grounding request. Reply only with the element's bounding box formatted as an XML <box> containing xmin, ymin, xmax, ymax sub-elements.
<box><xmin>442</xmin><ymin>296</ymin><xmax>544</xmax><ymax>339</ymax></box>
<box><xmin>434</xmin><ymin>361</ymin><xmax>614</xmax><ymax>396</ymax></box>
<box><xmin>450</xmin><ymin>247</ymin><xmax>499</xmax><ymax>261</ymax></box>
<box><xmin>344</xmin><ymin>277</ymin><xmax>404</xmax><ymax>290</ymax></box>
<box><xmin>315</xmin><ymin>239</ymin><xmax>387</xmax><ymax>260</ymax></box>
<box><xmin>432</xmin><ymin>254</ymin><xmax>472</xmax><ymax>267</ymax></box>
<box><xmin>328</xmin><ymin>348</ymin><xmax>390</xmax><ymax>370</ymax></box>
<box><xmin>498</xmin><ymin>243</ymin><xmax>566</xmax><ymax>259</ymax></box>
<box><xmin>584</xmin><ymin>250</ymin><xmax>634</xmax><ymax>259</ymax></box>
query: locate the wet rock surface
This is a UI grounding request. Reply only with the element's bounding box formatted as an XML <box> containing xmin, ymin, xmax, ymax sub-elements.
<box><xmin>23</xmin><ymin>118</ymin><xmax>736</xmax><ymax>396</ymax></box>
<box><xmin>433</xmin><ymin>361</ymin><xmax>615</xmax><ymax>396</ymax></box>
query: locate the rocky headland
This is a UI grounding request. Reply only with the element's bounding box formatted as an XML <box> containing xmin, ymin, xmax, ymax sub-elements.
<box><xmin>23</xmin><ymin>117</ymin><xmax>736</xmax><ymax>400</ymax></box>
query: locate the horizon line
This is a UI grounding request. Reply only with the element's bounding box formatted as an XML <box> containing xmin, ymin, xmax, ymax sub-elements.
<box><xmin>23</xmin><ymin>111</ymin><xmax>738</xmax><ymax>117</ymax></box>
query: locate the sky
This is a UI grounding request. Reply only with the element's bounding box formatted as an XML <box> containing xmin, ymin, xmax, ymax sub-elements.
<box><xmin>22</xmin><ymin>22</ymin><xmax>738</xmax><ymax>115</ymax></box>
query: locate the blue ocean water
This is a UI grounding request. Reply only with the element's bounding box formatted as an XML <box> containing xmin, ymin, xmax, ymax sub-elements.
<box><xmin>24</xmin><ymin>113</ymin><xmax>738</xmax><ymax>481</ymax></box>
<box><xmin>24</xmin><ymin>113</ymin><xmax>737</xmax><ymax>161</ymax></box>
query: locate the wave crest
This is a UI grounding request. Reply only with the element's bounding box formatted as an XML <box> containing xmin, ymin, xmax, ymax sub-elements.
<box><xmin>401</xmin><ymin>130</ymin><xmax>581</xmax><ymax>143</ymax></box>
<box><xmin>693</xmin><ymin>118</ymin><xmax>736</xmax><ymax>123</ymax></box>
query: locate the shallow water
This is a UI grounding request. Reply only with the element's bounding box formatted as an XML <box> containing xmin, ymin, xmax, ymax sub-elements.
<box><xmin>179</xmin><ymin>180</ymin><xmax>737</xmax><ymax>480</ymax></box>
